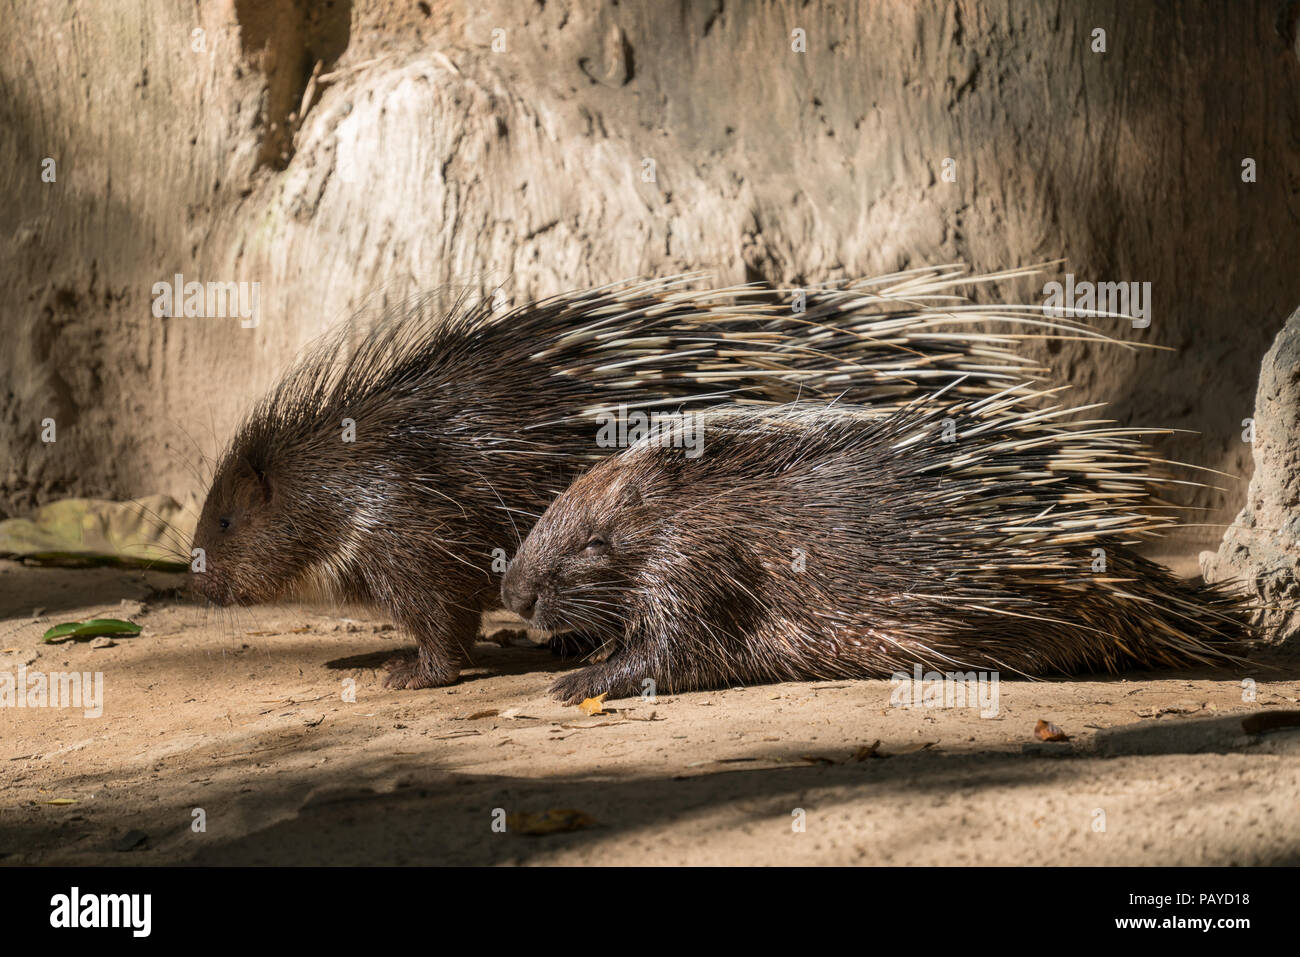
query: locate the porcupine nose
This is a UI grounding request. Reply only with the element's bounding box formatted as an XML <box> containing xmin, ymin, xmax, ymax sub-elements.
<box><xmin>501</xmin><ymin>572</ymin><xmax>538</xmax><ymax>620</ymax></box>
<box><xmin>506</xmin><ymin>588</ymin><xmax>537</xmax><ymax>620</ymax></box>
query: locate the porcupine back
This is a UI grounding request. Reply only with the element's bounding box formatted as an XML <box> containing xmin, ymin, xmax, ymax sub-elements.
<box><xmin>190</xmin><ymin>267</ymin><xmax>1146</xmax><ymax>690</ymax></box>
<box><xmin>502</xmin><ymin>394</ymin><xmax>1250</xmax><ymax>701</ymax></box>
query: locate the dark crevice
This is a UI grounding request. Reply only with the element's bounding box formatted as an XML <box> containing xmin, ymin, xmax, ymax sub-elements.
<box><xmin>234</xmin><ymin>0</ymin><xmax>353</xmax><ymax>171</ymax></box>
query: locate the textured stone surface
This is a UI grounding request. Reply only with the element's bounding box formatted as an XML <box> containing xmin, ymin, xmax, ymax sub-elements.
<box><xmin>1202</xmin><ymin>306</ymin><xmax>1300</xmax><ymax>647</ymax></box>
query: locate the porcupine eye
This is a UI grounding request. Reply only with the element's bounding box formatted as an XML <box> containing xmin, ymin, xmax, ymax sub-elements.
<box><xmin>218</xmin><ymin>517</ymin><xmax>231</xmax><ymax>533</ymax></box>
<box><xmin>583</xmin><ymin>535</ymin><xmax>608</xmax><ymax>556</ymax></box>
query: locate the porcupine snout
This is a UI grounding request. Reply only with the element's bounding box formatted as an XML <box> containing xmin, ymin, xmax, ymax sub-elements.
<box><xmin>501</xmin><ymin>563</ymin><xmax>539</xmax><ymax>620</ymax></box>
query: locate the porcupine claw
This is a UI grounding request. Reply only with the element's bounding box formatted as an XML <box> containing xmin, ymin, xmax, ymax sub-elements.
<box><xmin>549</xmin><ymin>668</ymin><xmax>607</xmax><ymax>705</ymax></box>
<box><xmin>550</xmin><ymin>662</ymin><xmax>642</xmax><ymax>705</ymax></box>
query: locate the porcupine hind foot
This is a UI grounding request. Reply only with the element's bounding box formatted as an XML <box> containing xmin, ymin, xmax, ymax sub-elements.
<box><xmin>382</xmin><ymin>603</ymin><xmax>480</xmax><ymax>689</ymax></box>
<box><xmin>383</xmin><ymin>646</ymin><xmax>461</xmax><ymax>690</ymax></box>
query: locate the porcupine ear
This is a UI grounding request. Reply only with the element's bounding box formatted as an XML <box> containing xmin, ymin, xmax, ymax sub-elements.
<box><xmin>237</xmin><ymin>459</ymin><xmax>273</xmax><ymax>505</ymax></box>
<box><xmin>616</xmin><ymin>476</ymin><xmax>643</xmax><ymax>509</ymax></box>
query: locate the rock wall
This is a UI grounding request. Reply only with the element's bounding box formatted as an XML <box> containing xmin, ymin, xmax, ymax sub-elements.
<box><xmin>5</xmin><ymin>0</ymin><xmax>1300</xmax><ymax>567</ymax></box>
<box><xmin>1203</xmin><ymin>306</ymin><xmax>1300</xmax><ymax>645</ymax></box>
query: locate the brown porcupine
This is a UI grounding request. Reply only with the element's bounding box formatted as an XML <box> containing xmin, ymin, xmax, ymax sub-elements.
<box><xmin>500</xmin><ymin>396</ymin><xmax>1250</xmax><ymax>704</ymax></box>
<box><xmin>189</xmin><ymin>269</ymin><xmax>1128</xmax><ymax>690</ymax></box>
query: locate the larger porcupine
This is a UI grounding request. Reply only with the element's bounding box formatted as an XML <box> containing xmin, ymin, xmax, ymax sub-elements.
<box><xmin>190</xmin><ymin>268</ymin><xmax>1129</xmax><ymax>690</ymax></box>
<box><xmin>500</xmin><ymin>395</ymin><xmax>1250</xmax><ymax>703</ymax></box>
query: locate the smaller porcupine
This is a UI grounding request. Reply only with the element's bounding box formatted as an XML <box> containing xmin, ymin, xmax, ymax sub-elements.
<box><xmin>189</xmin><ymin>269</ymin><xmax>1127</xmax><ymax>691</ymax></box>
<box><xmin>500</xmin><ymin>395</ymin><xmax>1250</xmax><ymax>703</ymax></box>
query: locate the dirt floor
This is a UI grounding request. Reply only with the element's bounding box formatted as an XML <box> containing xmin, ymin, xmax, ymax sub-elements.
<box><xmin>2</xmin><ymin>558</ymin><xmax>1299</xmax><ymax>866</ymax></box>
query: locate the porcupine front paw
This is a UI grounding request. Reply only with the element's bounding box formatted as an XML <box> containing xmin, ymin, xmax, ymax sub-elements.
<box><xmin>383</xmin><ymin>649</ymin><xmax>459</xmax><ymax>690</ymax></box>
<box><xmin>549</xmin><ymin>663</ymin><xmax>640</xmax><ymax>705</ymax></box>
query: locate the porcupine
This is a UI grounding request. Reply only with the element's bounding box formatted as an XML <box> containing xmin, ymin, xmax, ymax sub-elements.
<box><xmin>189</xmin><ymin>268</ymin><xmax>1130</xmax><ymax>690</ymax></box>
<box><xmin>500</xmin><ymin>395</ymin><xmax>1250</xmax><ymax>703</ymax></box>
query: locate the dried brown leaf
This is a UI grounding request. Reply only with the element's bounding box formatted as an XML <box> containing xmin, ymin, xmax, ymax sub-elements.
<box><xmin>1034</xmin><ymin>719</ymin><xmax>1070</xmax><ymax>742</ymax></box>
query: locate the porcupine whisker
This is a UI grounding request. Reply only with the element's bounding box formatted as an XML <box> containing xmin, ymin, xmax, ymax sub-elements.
<box><xmin>563</xmin><ymin>587</ymin><xmax>628</xmax><ymax>605</ymax></box>
<box><xmin>560</xmin><ymin>609</ymin><xmax>624</xmax><ymax>625</ymax></box>
<box><xmin>203</xmin><ymin>405</ymin><xmax>223</xmax><ymax>479</ymax></box>
<box><xmin>167</xmin><ymin>413</ymin><xmax>218</xmax><ymax>475</ymax></box>
<box><xmin>561</xmin><ymin>600</ymin><xmax>626</xmax><ymax>618</ymax></box>
<box><xmin>121</xmin><ymin>499</ymin><xmax>194</xmax><ymax>559</ymax></box>
<box><xmin>117</xmin><ymin>538</ymin><xmax>189</xmax><ymax>565</ymax></box>
<box><xmin>553</xmin><ymin>608</ymin><xmax>613</xmax><ymax>633</ymax></box>
<box><xmin>465</xmin><ymin>466</ymin><xmax>523</xmax><ymax>550</ymax></box>
<box><xmin>121</xmin><ymin>495</ymin><xmax>191</xmax><ymax>542</ymax></box>
<box><xmin>161</xmin><ymin>443</ymin><xmax>211</xmax><ymax>491</ymax></box>
<box><xmin>116</xmin><ymin>521</ymin><xmax>189</xmax><ymax>563</ymax></box>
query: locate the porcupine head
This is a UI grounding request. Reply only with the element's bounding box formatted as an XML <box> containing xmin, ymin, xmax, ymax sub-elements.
<box><xmin>189</xmin><ymin>418</ymin><xmax>351</xmax><ymax>607</ymax></box>
<box><xmin>502</xmin><ymin>444</ymin><xmax>760</xmax><ymax>644</ymax></box>
<box><xmin>502</xmin><ymin>461</ymin><xmax>655</xmax><ymax>637</ymax></box>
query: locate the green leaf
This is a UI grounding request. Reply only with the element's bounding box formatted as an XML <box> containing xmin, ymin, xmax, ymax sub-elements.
<box><xmin>42</xmin><ymin>618</ymin><xmax>143</xmax><ymax>643</ymax></box>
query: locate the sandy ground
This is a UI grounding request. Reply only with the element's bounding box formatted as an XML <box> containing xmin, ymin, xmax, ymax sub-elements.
<box><xmin>2</xmin><ymin>558</ymin><xmax>1299</xmax><ymax>866</ymax></box>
